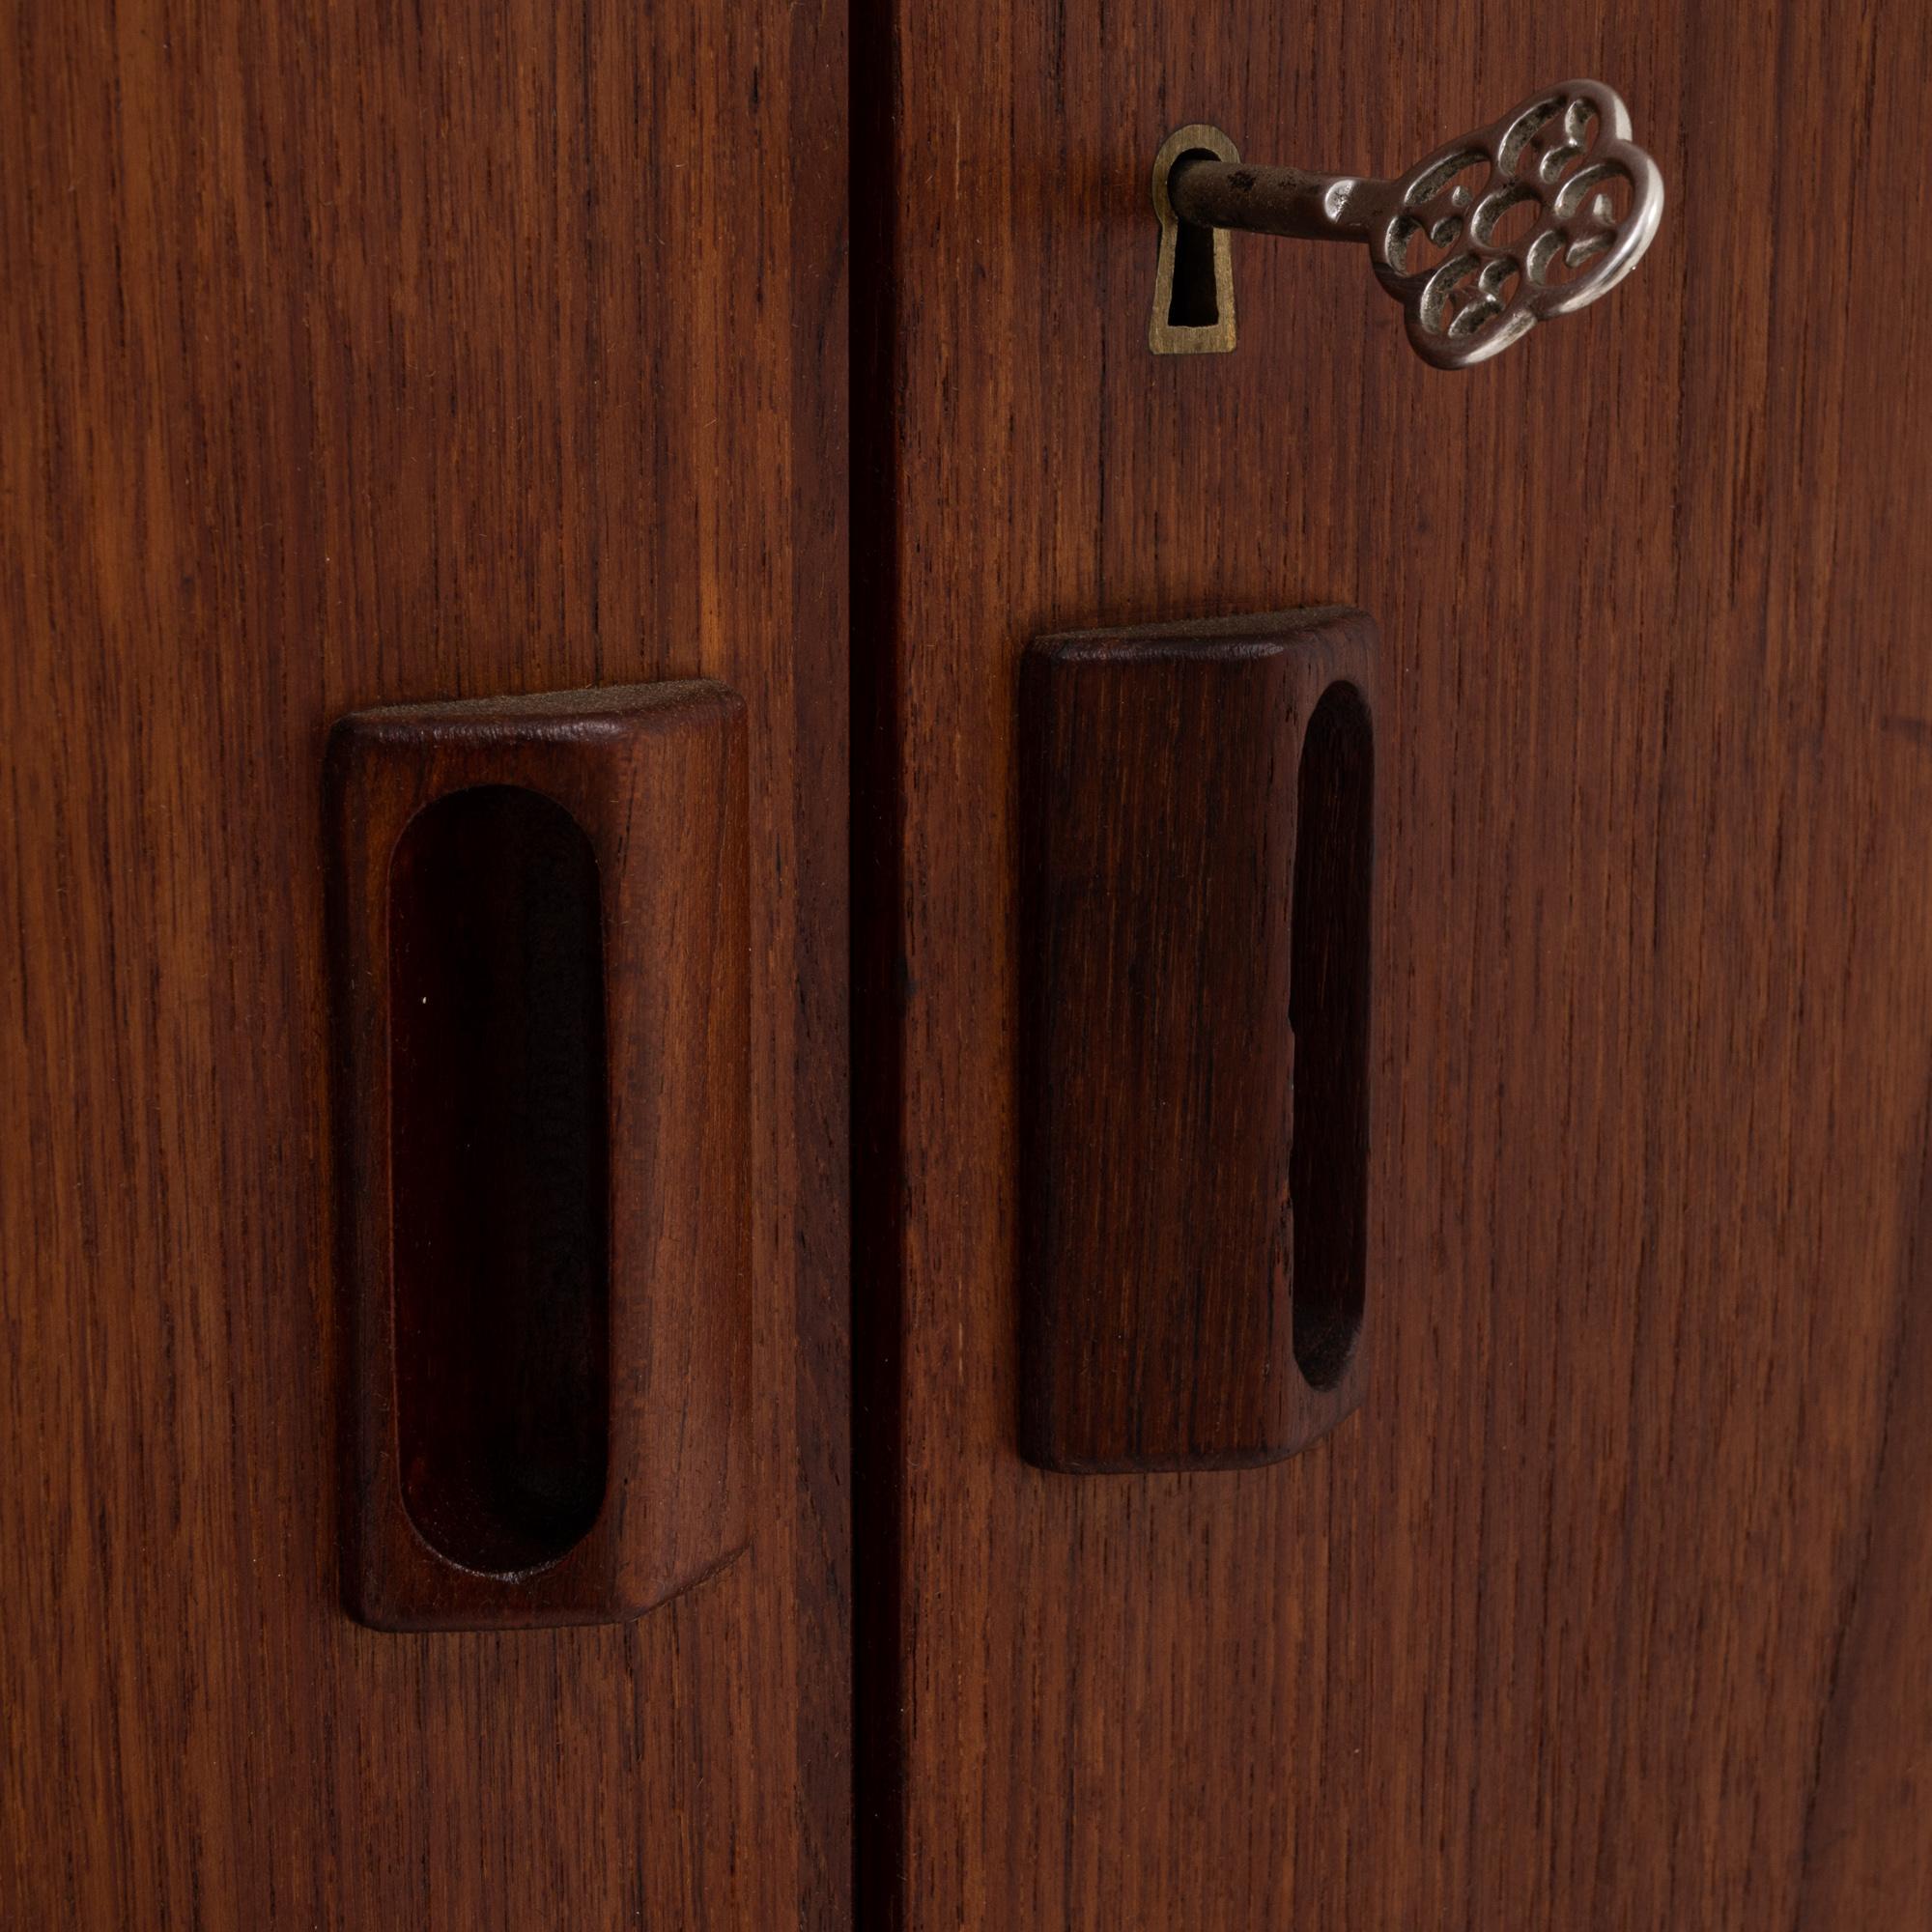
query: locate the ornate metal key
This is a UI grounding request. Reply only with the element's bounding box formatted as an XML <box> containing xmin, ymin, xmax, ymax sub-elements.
<box><xmin>1151</xmin><ymin>79</ymin><xmax>1664</xmax><ymax>369</ymax></box>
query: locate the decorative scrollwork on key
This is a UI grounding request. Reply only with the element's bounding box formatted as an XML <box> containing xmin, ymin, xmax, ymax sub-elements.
<box><xmin>1366</xmin><ymin>81</ymin><xmax>1664</xmax><ymax>366</ymax></box>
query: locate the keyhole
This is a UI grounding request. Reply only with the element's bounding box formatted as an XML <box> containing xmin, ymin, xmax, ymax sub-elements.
<box><xmin>1149</xmin><ymin>127</ymin><xmax>1239</xmax><ymax>355</ymax></box>
<box><xmin>1167</xmin><ymin>163</ymin><xmax>1221</xmax><ymax>327</ymax></box>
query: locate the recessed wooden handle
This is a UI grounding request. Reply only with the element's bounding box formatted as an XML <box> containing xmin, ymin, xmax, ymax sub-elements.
<box><xmin>1019</xmin><ymin>609</ymin><xmax>1375</xmax><ymax>1472</ymax></box>
<box><xmin>327</xmin><ymin>681</ymin><xmax>751</xmax><ymax>1630</ymax></box>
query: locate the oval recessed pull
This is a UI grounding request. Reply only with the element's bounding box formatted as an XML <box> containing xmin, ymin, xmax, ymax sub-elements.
<box><xmin>327</xmin><ymin>681</ymin><xmax>752</xmax><ymax>1631</ymax></box>
<box><xmin>386</xmin><ymin>784</ymin><xmax>611</xmax><ymax>1580</ymax></box>
<box><xmin>1151</xmin><ymin>80</ymin><xmax>1664</xmax><ymax>368</ymax></box>
<box><xmin>1018</xmin><ymin>608</ymin><xmax>1377</xmax><ymax>1472</ymax></box>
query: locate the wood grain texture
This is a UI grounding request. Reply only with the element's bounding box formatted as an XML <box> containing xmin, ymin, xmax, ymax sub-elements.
<box><xmin>329</xmin><ymin>683</ymin><xmax>751</xmax><ymax>1629</ymax></box>
<box><xmin>1019</xmin><ymin>611</ymin><xmax>1374</xmax><ymax>1471</ymax></box>
<box><xmin>853</xmin><ymin>0</ymin><xmax>1932</xmax><ymax>1924</ymax></box>
<box><xmin>786</xmin><ymin>0</ymin><xmax>855</xmax><ymax>1908</ymax></box>
<box><xmin>0</xmin><ymin>0</ymin><xmax>846</xmax><ymax>1920</ymax></box>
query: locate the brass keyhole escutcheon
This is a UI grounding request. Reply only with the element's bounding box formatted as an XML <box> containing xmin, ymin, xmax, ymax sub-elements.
<box><xmin>1148</xmin><ymin>124</ymin><xmax>1239</xmax><ymax>355</ymax></box>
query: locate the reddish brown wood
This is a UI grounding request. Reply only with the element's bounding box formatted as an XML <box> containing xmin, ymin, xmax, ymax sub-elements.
<box><xmin>786</xmin><ymin>0</ymin><xmax>856</xmax><ymax>1905</ymax></box>
<box><xmin>1797</xmin><ymin>1074</ymin><xmax>1932</xmax><ymax>1924</ymax></box>
<box><xmin>328</xmin><ymin>683</ymin><xmax>751</xmax><ymax>1629</ymax></box>
<box><xmin>852</xmin><ymin>0</ymin><xmax>1932</xmax><ymax>1923</ymax></box>
<box><xmin>0</xmin><ymin>0</ymin><xmax>847</xmax><ymax>1918</ymax></box>
<box><xmin>1019</xmin><ymin>610</ymin><xmax>1374</xmax><ymax>1470</ymax></box>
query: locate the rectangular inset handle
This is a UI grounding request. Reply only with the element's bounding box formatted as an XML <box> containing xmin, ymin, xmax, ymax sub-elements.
<box><xmin>1019</xmin><ymin>609</ymin><xmax>1375</xmax><ymax>1471</ymax></box>
<box><xmin>327</xmin><ymin>681</ymin><xmax>750</xmax><ymax>1629</ymax></box>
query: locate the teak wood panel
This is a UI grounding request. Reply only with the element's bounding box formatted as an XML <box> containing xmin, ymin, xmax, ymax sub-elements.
<box><xmin>854</xmin><ymin>0</ymin><xmax>1932</xmax><ymax>1924</ymax></box>
<box><xmin>0</xmin><ymin>0</ymin><xmax>847</xmax><ymax>1924</ymax></box>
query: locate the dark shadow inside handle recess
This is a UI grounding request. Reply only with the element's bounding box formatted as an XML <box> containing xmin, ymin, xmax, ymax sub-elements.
<box><xmin>387</xmin><ymin>784</ymin><xmax>610</xmax><ymax>1576</ymax></box>
<box><xmin>1291</xmin><ymin>684</ymin><xmax>1374</xmax><ymax>1389</ymax></box>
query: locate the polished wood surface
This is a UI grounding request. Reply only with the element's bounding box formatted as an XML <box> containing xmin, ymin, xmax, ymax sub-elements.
<box><xmin>1019</xmin><ymin>611</ymin><xmax>1374</xmax><ymax>1471</ymax></box>
<box><xmin>854</xmin><ymin>2</ymin><xmax>1932</xmax><ymax>1923</ymax></box>
<box><xmin>330</xmin><ymin>684</ymin><xmax>752</xmax><ymax>1629</ymax></box>
<box><xmin>0</xmin><ymin>0</ymin><xmax>847</xmax><ymax>1920</ymax></box>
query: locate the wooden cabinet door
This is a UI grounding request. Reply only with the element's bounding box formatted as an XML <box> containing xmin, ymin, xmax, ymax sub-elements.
<box><xmin>9</xmin><ymin>1</ymin><xmax>1930</xmax><ymax>1925</ymax></box>
<box><xmin>852</xmin><ymin>3</ymin><xmax>1932</xmax><ymax>1926</ymax></box>
<box><xmin>0</xmin><ymin>1</ymin><xmax>847</xmax><ymax>1923</ymax></box>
